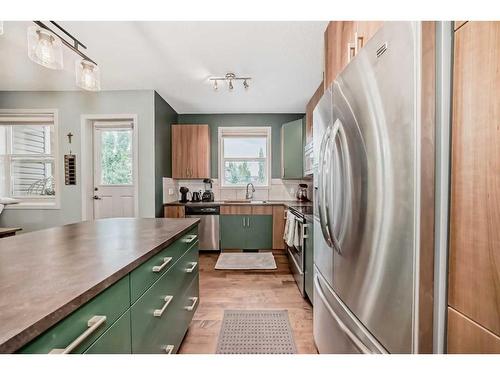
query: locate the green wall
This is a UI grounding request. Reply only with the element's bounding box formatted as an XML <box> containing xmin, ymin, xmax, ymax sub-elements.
<box><xmin>154</xmin><ymin>92</ymin><xmax>178</xmax><ymax>217</ymax></box>
<box><xmin>176</xmin><ymin>113</ymin><xmax>304</xmax><ymax>178</ymax></box>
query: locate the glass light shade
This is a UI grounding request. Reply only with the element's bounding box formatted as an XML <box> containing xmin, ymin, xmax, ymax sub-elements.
<box><xmin>27</xmin><ymin>26</ymin><xmax>63</xmax><ymax>70</ymax></box>
<box><xmin>75</xmin><ymin>59</ymin><xmax>101</xmax><ymax>91</ymax></box>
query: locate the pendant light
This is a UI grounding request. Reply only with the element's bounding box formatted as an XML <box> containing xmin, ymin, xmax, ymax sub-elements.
<box><xmin>27</xmin><ymin>25</ymin><xmax>63</xmax><ymax>70</ymax></box>
<box><xmin>75</xmin><ymin>59</ymin><xmax>101</xmax><ymax>91</ymax></box>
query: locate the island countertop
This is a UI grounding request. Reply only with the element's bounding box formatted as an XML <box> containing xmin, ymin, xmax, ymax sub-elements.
<box><xmin>0</xmin><ymin>217</ymin><xmax>199</xmax><ymax>353</ymax></box>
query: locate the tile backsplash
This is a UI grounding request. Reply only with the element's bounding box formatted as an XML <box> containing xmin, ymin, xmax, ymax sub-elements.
<box><xmin>163</xmin><ymin>178</ymin><xmax>313</xmax><ymax>203</ymax></box>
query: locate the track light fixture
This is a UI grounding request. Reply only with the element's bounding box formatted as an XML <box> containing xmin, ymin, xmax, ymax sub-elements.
<box><xmin>209</xmin><ymin>72</ymin><xmax>251</xmax><ymax>91</ymax></box>
<box><xmin>27</xmin><ymin>21</ymin><xmax>100</xmax><ymax>91</ymax></box>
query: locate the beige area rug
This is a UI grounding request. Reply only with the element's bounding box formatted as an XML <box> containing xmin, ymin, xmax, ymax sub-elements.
<box><xmin>214</xmin><ymin>252</ymin><xmax>277</xmax><ymax>270</ymax></box>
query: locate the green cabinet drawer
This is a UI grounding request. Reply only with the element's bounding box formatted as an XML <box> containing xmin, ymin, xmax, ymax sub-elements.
<box><xmin>19</xmin><ymin>276</ymin><xmax>130</xmax><ymax>354</ymax></box>
<box><xmin>247</xmin><ymin>215</ymin><xmax>273</xmax><ymax>249</ymax></box>
<box><xmin>130</xmin><ymin>243</ymin><xmax>199</xmax><ymax>354</ymax></box>
<box><xmin>220</xmin><ymin>215</ymin><xmax>246</xmax><ymax>249</ymax></box>
<box><xmin>130</xmin><ymin>227</ymin><xmax>198</xmax><ymax>303</ymax></box>
<box><xmin>84</xmin><ymin>310</ymin><xmax>131</xmax><ymax>354</ymax></box>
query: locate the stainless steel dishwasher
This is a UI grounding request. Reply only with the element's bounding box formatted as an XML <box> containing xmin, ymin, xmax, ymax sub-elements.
<box><xmin>185</xmin><ymin>205</ymin><xmax>220</xmax><ymax>251</ymax></box>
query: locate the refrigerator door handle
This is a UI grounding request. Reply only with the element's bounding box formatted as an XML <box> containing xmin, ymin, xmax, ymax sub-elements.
<box><xmin>318</xmin><ymin>126</ymin><xmax>334</xmax><ymax>248</ymax></box>
<box><xmin>314</xmin><ymin>274</ymin><xmax>371</xmax><ymax>354</ymax></box>
<box><xmin>325</xmin><ymin>120</ymin><xmax>342</xmax><ymax>254</ymax></box>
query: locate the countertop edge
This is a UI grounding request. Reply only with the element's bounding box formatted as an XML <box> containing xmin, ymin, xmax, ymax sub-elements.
<box><xmin>0</xmin><ymin>219</ymin><xmax>200</xmax><ymax>353</ymax></box>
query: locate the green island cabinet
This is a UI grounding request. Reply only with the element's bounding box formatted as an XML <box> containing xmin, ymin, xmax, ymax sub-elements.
<box><xmin>281</xmin><ymin>118</ymin><xmax>304</xmax><ymax>179</ymax></box>
<box><xmin>220</xmin><ymin>215</ymin><xmax>273</xmax><ymax>250</ymax></box>
<box><xmin>19</xmin><ymin>227</ymin><xmax>199</xmax><ymax>354</ymax></box>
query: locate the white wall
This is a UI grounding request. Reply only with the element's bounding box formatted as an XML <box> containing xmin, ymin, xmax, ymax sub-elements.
<box><xmin>0</xmin><ymin>90</ymin><xmax>157</xmax><ymax>232</ymax></box>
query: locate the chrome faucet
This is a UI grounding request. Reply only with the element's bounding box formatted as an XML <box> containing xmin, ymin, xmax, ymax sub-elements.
<box><xmin>245</xmin><ymin>183</ymin><xmax>255</xmax><ymax>200</ymax></box>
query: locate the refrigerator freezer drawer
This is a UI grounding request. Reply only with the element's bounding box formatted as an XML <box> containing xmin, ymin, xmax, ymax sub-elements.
<box><xmin>313</xmin><ymin>267</ymin><xmax>387</xmax><ymax>354</ymax></box>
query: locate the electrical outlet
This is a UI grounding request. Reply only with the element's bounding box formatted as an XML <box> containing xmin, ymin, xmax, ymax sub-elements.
<box><xmin>168</xmin><ymin>188</ymin><xmax>174</xmax><ymax>195</ymax></box>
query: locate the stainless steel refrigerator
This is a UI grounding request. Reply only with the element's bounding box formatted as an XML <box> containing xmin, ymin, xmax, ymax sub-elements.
<box><xmin>313</xmin><ymin>21</ymin><xmax>436</xmax><ymax>354</ymax></box>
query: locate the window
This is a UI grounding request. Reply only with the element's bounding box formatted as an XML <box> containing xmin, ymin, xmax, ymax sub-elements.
<box><xmin>0</xmin><ymin>111</ymin><xmax>59</xmax><ymax>208</ymax></box>
<box><xmin>219</xmin><ymin>127</ymin><xmax>271</xmax><ymax>187</ymax></box>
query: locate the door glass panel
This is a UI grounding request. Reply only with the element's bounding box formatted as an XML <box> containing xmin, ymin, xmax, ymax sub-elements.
<box><xmin>100</xmin><ymin>129</ymin><xmax>132</xmax><ymax>185</ymax></box>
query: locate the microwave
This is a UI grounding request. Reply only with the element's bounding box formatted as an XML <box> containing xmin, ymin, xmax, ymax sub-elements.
<box><xmin>304</xmin><ymin>142</ymin><xmax>313</xmax><ymax>176</ymax></box>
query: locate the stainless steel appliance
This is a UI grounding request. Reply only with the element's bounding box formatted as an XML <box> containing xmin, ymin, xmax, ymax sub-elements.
<box><xmin>202</xmin><ymin>179</ymin><xmax>215</xmax><ymax>202</ymax></box>
<box><xmin>179</xmin><ymin>186</ymin><xmax>190</xmax><ymax>203</ymax></box>
<box><xmin>313</xmin><ymin>22</ymin><xmax>435</xmax><ymax>354</ymax></box>
<box><xmin>296</xmin><ymin>183</ymin><xmax>309</xmax><ymax>201</ymax></box>
<box><xmin>285</xmin><ymin>207</ymin><xmax>309</xmax><ymax>297</ymax></box>
<box><xmin>191</xmin><ymin>191</ymin><xmax>202</xmax><ymax>202</ymax></box>
<box><xmin>185</xmin><ymin>205</ymin><xmax>220</xmax><ymax>251</ymax></box>
<box><xmin>304</xmin><ymin>142</ymin><xmax>314</xmax><ymax>176</ymax></box>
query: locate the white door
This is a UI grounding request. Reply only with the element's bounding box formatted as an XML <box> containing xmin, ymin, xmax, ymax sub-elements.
<box><xmin>93</xmin><ymin>121</ymin><xmax>135</xmax><ymax>219</ymax></box>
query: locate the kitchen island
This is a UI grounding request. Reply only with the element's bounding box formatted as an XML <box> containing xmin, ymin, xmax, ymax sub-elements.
<box><xmin>0</xmin><ymin>217</ymin><xmax>200</xmax><ymax>354</ymax></box>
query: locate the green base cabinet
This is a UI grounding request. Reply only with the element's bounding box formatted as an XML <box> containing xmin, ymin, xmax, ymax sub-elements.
<box><xmin>84</xmin><ymin>311</ymin><xmax>132</xmax><ymax>354</ymax></box>
<box><xmin>220</xmin><ymin>215</ymin><xmax>272</xmax><ymax>250</ymax></box>
<box><xmin>18</xmin><ymin>227</ymin><xmax>199</xmax><ymax>355</ymax></box>
<box><xmin>19</xmin><ymin>276</ymin><xmax>130</xmax><ymax>354</ymax></box>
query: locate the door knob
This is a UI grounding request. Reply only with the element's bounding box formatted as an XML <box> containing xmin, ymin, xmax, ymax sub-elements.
<box><xmin>93</xmin><ymin>195</ymin><xmax>102</xmax><ymax>200</ymax></box>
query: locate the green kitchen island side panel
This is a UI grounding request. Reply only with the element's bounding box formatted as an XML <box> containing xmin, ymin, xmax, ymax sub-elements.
<box><xmin>84</xmin><ymin>310</ymin><xmax>132</xmax><ymax>354</ymax></box>
<box><xmin>220</xmin><ymin>215</ymin><xmax>246</xmax><ymax>249</ymax></box>
<box><xmin>246</xmin><ymin>215</ymin><xmax>273</xmax><ymax>249</ymax></box>
<box><xmin>282</xmin><ymin>119</ymin><xmax>304</xmax><ymax>179</ymax></box>
<box><xmin>19</xmin><ymin>276</ymin><xmax>130</xmax><ymax>354</ymax></box>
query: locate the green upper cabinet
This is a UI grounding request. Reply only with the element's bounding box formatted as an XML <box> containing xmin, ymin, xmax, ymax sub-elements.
<box><xmin>281</xmin><ymin>118</ymin><xmax>304</xmax><ymax>179</ymax></box>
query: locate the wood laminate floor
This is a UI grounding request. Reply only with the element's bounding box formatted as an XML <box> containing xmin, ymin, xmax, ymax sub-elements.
<box><xmin>178</xmin><ymin>250</ymin><xmax>317</xmax><ymax>354</ymax></box>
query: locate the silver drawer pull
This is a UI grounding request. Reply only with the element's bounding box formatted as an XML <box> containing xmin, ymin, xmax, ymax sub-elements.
<box><xmin>182</xmin><ymin>234</ymin><xmax>197</xmax><ymax>243</ymax></box>
<box><xmin>49</xmin><ymin>315</ymin><xmax>107</xmax><ymax>354</ymax></box>
<box><xmin>185</xmin><ymin>262</ymin><xmax>197</xmax><ymax>273</ymax></box>
<box><xmin>184</xmin><ymin>297</ymin><xmax>198</xmax><ymax>311</ymax></box>
<box><xmin>152</xmin><ymin>257</ymin><xmax>173</xmax><ymax>273</ymax></box>
<box><xmin>153</xmin><ymin>295</ymin><xmax>174</xmax><ymax>317</ymax></box>
<box><xmin>164</xmin><ymin>344</ymin><xmax>175</xmax><ymax>354</ymax></box>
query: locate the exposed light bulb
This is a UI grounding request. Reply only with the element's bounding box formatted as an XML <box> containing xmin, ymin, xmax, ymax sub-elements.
<box><xmin>243</xmin><ymin>79</ymin><xmax>249</xmax><ymax>89</ymax></box>
<box><xmin>76</xmin><ymin>59</ymin><xmax>101</xmax><ymax>91</ymax></box>
<box><xmin>27</xmin><ymin>26</ymin><xmax>63</xmax><ymax>70</ymax></box>
<box><xmin>228</xmin><ymin>79</ymin><xmax>234</xmax><ymax>90</ymax></box>
<box><xmin>213</xmin><ymin>80</ymin><xmax>218</xmax><ymax>90</ymax></box>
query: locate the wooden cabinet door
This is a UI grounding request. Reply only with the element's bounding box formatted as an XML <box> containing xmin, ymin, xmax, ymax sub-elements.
<box><xmin>354</xmin><ymin>21</ymin><xmax>384</xmax><ymax>50</ymax></box>
<box><xmin>324</xmin><ymin>21</ymin><xmax>356</xmax><ymax>88</ymax></box>
<box><xmin>448</xmin><ymin>21</ymin><xmax>500</xmax><ymax>346</ymax></box>
<box><xmin>281</xmin><ymin>119</ymin><xmax>304</xmax><ymax>179</ymax></box>
<box><xmin>272</xmin><ymin>205</ymin><xmax>285</xmax><ymax>250</ymax></box>
<box><xmin>172</xmin><ymin>124</ymin><xmax>210</xmax><ymax>179</ymax></box>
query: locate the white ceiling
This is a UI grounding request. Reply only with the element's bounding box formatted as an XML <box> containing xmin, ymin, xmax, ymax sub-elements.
<box><xmin>0</xmin><ymin>21</ymin><xmax>327</xmax><ymax>113</ymax></box>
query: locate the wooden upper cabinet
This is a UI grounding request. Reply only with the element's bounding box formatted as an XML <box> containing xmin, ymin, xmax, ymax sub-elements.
<box><xmin>305</xmin><ymin>82</ymin><xmax>324</xmax><ymax>144</ymax></box>
<box><xmin>171</xmin><ymin>124</ymin><xmax>210</xmax><ymax>179</ymax></box>
<box><xmin>448</xmin><ymin>21</ymin><xmax>500</xmax><ymax>350</ymax></box>
<box><xmin>324</xmin><ymin>21</ymin><xmax>383</xmax><ymax>89</ymax></box>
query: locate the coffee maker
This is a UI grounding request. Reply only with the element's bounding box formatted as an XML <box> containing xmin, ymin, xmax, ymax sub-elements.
<box><xmin>202</xmin><ymin>178</ymin><xmax>215</xmax><ymax>202</ymax></box>
<box><xmin>179</xmin><ymin>186</ymin><xmax>190</xmax><ymax>203</ymax></box>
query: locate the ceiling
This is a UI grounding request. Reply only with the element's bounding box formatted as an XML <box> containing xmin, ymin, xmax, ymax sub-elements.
<box><xmin>0</xmin><ymin>21</ymin><xmax>327</xmax><ymax>114</ymax></box>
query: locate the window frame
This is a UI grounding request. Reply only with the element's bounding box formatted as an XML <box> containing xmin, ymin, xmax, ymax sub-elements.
<box><xmin>218</xmin><ymin>126</ymin><xmax>272</xmax><ymax>189</ymax></box>
<box><xmin>0</xmin><ymin>109</ymin><xmax>60</xmax><ymax>210</ymax></box>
